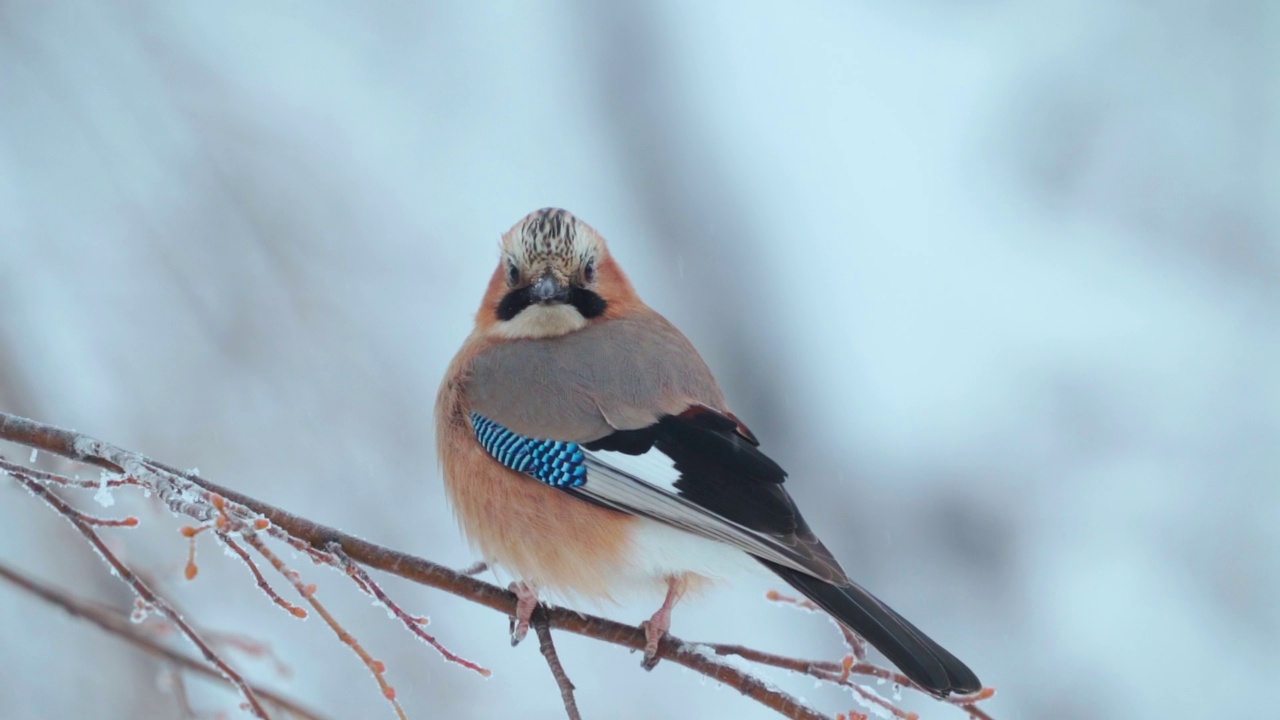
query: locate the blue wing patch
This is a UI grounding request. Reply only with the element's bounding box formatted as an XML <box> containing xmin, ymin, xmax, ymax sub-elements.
<box><xmin>469</xmin><ymin>413</ymin><xmax>588</xmax><ymax>488</ymax></box>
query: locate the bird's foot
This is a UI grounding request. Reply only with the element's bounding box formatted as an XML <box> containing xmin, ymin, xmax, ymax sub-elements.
<box><xmin>639</xmin><ymin>608</ymin><xmax>671</xmax><ymax>671</ymax></box>
<box><xmin>639</xmin><ymin>577</ymin><xmax>683</xmax><ymax>670</ymax></box>
<box><xmin>508</xmin><ymin>581</ymin><xmax>538</xmax><ymax>646</ymax></box>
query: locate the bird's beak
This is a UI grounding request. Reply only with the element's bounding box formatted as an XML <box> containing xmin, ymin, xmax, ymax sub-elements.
<box><xmin>530</xmin><ymin>274</ymin><xmax>569</xmax><ymax>304</ymax></box>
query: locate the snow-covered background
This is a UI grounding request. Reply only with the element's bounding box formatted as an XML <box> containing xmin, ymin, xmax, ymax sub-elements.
<box><xmin>1</xmin><ymin>2</ymin><xmax>1276</xmax><ymax>719</ymax></box>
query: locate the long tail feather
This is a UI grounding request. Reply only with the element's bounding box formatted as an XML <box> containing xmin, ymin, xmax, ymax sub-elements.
<box><xmin>761</xmin><ymin>560</ymin><xmax>981</xmax><ymax>696</ymax></box>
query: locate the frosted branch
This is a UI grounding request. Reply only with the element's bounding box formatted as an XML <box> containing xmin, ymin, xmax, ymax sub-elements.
<box><xmin>0</xmin><ymin>411</ymin><xmax>997</xmax><ymax>720</ymax></box>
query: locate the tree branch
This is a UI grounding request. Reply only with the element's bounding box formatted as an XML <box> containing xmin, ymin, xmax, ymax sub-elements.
<box><xmin>534</xmin><ymin>616</ymin><xmax>582</xmax><ymax>720</ymax></box>
<box><xmin>0</xmin><ymin>411</ymin><xmax>994</xmax><ymax>719</ymax></box>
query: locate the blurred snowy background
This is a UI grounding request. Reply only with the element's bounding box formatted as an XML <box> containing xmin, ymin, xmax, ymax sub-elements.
<box><xmin>1</xmin><ymin>2</ymin><xmax>1277</xmax><ymax>719</ymax></box>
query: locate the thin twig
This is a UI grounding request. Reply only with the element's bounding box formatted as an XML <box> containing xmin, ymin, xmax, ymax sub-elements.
<box><xmin>329</xmin><ymin>543</ymin><xmax>491</xmax><ymax>677</ymax></box>
<box><xmin>534</xmin><ymin>617</ymin><xmax>582</xmax><ymax>720</ymax></box>
<box><xmin>237</xmin><ymin>530</ymin><xmax>408</xmax><ymax>720</ymax></box>
<box><xmin>217</xmin><ymin>531</ymin><xmax>309</xmax><ymax>619</ymax></box>
<box><xmin>0</xmin><ymin>560</ymin><xmax>325</xmax><ymax>720</ymax></box>
<box><xmin>708</xmin><ymin>645</ymin><xmax>914</xmax><ymax>719</ymax></box>
<box><xmin>0</xmin><ymin>456</ymin><xmax>140</xmax><ymax>489</ymax></box>
<box><xmin>709</xmin><ymin>643</ymin><xmax>839</xmax><ymax>675</ymax></box>
<box><xmin>167</xmin><ymin>668</ymin><xmax>199</xmax><ymax>719</ymax></box>
<box><xmin>845</xmin><ymin>680</ymin><xmax>913</xmax><ymax>720</ymax></box>
<box><xmin>12</xmin><ymin>477</ymin><xmax>273</xmax><ymax>719</ymax></box>
<box><xmin>203</xmin><ymin>630</ymin><xmax>294</xmax><ymax>680</ymax></box>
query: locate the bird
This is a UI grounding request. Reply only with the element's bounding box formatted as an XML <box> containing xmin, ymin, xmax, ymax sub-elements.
<box><xmin>435</xmin><ymin>207</ymin><xmax>982</xmax><ymax>696</ymax></box>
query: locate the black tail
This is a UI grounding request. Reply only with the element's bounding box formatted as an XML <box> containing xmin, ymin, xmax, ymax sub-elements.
<box><xmin>762</xmin><ymin>560</ymin><xmax>981</xmax><ymax>696</ymax></box>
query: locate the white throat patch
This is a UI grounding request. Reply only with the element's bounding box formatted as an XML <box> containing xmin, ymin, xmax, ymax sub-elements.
<box><xmin>494</xmin><ymin>304</ymin><xmax>587</xmax><ymax>339</ymax></box>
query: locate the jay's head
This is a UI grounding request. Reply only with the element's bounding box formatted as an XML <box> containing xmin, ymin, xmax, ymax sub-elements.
<box><xmin>479</xmin><ymin>208</ymin><xmax>638</xmax><ymax>339</ymax></box>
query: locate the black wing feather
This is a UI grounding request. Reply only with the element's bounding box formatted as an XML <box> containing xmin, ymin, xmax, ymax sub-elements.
<box><xmin>585</xmin><ymin>411</ymin><xmax>794</xmax><ymax>534</ymax></box>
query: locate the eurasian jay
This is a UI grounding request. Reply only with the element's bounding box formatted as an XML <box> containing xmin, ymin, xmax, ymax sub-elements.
<box><xmin>435</xmin><ymin>208</ymin><xmax>981</xmax><ymax>696</ymax></box>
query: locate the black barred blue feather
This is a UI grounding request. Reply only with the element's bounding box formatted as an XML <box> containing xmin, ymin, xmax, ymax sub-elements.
<box><xmin>470</xmin><ymin>413</ymin><xmax>587</xmax><ymax>488</ymax></box>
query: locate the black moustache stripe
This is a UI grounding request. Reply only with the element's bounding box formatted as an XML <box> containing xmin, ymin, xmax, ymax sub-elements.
<box><xmin>496</xmin><ymin>287</ymin><xmax>533</xmax><ymax>321</ymax></box>
<box><xmin>495</xmin><ymin>287</ymin><xmax>607</xmax><ymax>322</ymax></box>
<box><xmin>567</xmin><ymin>287</ymin><xmax>607</xmax><ymax>319</ymax></box>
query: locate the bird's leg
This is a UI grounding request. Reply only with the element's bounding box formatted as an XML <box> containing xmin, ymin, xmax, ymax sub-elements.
<box><xmin>640</xmin><ymin>576</ymin><xmax>684</xmax><ymax>670</ymax></box>
<box><xmin>508</xmin><ymin>581</ymin><xmax>539</xmax><ymax>646</ymax></box>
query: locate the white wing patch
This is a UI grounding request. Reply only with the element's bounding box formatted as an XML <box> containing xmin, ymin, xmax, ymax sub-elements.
<box><xmin>578</xmin><ymin>447</ymin><xmax>823</xmax><ymax>580</ymax></box>
<box><xmin>586</xmin><ymin>446</ymin><xmax>681</xmax><ymax>493</ymax></box>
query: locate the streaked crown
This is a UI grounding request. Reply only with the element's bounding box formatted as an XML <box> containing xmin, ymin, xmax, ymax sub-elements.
<box><xmin>502</xmin><ymin>207</ymin><xmax>604</xmax><ymax>286</ymax></box>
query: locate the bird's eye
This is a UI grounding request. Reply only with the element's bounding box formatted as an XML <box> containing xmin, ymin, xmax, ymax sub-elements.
<box><xmin>505</xmin><ymin>260</ymin><xmax>519</xmax><ymax>286</ymax></box>
<box><xmin>583</xmin><ymin>259</ymin><xmax>596</xmax><ymax>284</ymax></box>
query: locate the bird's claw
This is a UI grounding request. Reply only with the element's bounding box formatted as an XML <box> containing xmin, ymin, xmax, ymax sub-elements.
<box><xmin>508</xmin><ymin>581</ymin><xmax>538</xmax><ymax>647</ymax></box>
<box><xmin>640</xmin><ymin>619</ymin><xmax>664</xmax><ymax>670</ymax></box>
<box><xmin>510</xmin><ymin>615</ymin><xmax>530</xmax><ymax>646</ymax></box>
